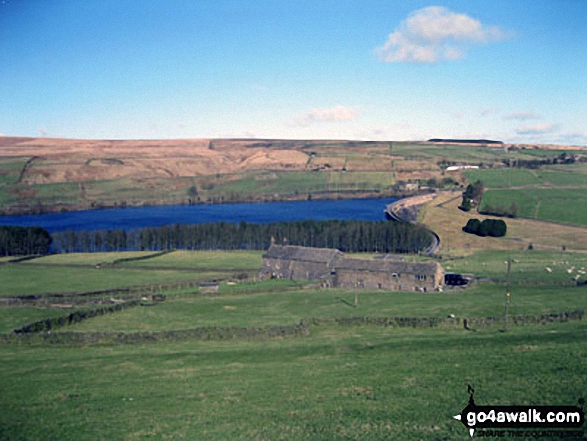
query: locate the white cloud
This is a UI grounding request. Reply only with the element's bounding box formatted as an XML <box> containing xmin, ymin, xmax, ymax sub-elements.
<box><xmin>295</xmin><ymin>105</ymin><xmax>360</xmax><ymax>127</ymax></box>
<box><xmin>503</xmin><ymin>111</ymin><xmax>539</xmax><ymax>121</ymax></box>
<box><xmin>38</xmin><ymin>126</ymin><xmax>48</xmax><ymax>137</ymax></box>
<box><xmin>516</xmin><ymin>123</ymin><xmax>556</xmax><ymax>136</ymax></box>
<box><xmin>374</xmin><ymin>6</ymin><xmax>508</xmax><ymax>63</ymax></box>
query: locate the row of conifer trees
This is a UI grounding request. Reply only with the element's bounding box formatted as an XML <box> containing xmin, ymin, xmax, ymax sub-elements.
<box><xmin>51</xmin><ymin>220</ymin><xmax>433</xmax><ymax>254</ymax></box>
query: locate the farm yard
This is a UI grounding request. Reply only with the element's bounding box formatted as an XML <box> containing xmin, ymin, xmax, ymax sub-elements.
<box><xmin>0</xmin><ymin>249</ymin><xmax>586</xmax><ymax>440</ymax></box>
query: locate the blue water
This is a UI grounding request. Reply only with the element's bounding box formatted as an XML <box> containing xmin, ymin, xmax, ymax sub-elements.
<box><xmin>0</xmin><ymin>198</ymin><xmax>397</xmax><ymax>232</ymax></box>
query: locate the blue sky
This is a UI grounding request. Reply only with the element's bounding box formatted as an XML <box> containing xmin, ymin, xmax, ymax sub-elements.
<box><xmin>1</xmin><ymin>0</ymin><xmax>586</xmax><ymax>145</ymax></box>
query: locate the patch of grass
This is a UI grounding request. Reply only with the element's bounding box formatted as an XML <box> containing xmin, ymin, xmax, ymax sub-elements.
<box><xmin>119</xmin><ymin>250</ymin><xmax>263</xmax><ymax>270</ymax></box>
<box><xmin>328</xmin><ymin>171</ymin><xmax>392</xmax><ymax>190</ymax></box>
<box><xmin>463</xmin><ymin>169</ymin><xmax>542</xmax><ymax>188</ymax></box>
<box><xmin>59</xmin><ymin>281</ymin><xmax>587</xmax><ymax>332</ymax></box>
<box><xmin>23</xmin><ymin>251</ymin><xmax>159</xmax><ymax>266</ymax></box>
<box><xmin>0</xmin><ymin>306</ymin><xmax>82</xmax><ymax>334</ymax></box>
<box><xmin>481</xmin><ymin>188</ymin><xmax>587</xmax><ymax>226</ymax></box>
<box><xmin>0</xmin><ymin>322</ymin><xmax>585</xmax><ymax>440</ymax></box>
<box><xmin>208</xmin><ymin>171</ymin><xmax>329</xmax><ymax>198</ymax></box>
<box><xmin>0</xmin><ymin>157</ymin><xmax>29</xmax><ymax>186</ymax></box>
<box><xmin>0</xmin><ymin>265</ymin><xmax>227</xmax><ymax>296</ymax></box>
<box><xmin>444</xmin><ymin>249</ymin><xmax>587</xmax><ymax>284</ymax></box>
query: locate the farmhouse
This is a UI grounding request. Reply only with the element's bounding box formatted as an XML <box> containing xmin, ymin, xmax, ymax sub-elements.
<box><xmin>334</xmin><ymin>257</ymin><xmax>443</xmax><ymax>292</ymax></box>
<box><xmin>261</xmin><ymin>245</ymin><xmax>443</xmax><ymax>291</ymax></box>
<box><xmin>260</xmin><ymin>245</ymin><xmax>342</xmax><ymax>282</ymax></box>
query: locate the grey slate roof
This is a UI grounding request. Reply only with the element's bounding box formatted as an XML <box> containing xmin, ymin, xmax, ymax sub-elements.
<box><xmin>263</xmin><ymin>245</ymin><xmax>342</xmax><ymax>263</ymax></box>
<box><xmin>335</xmin><ymin>257</ymin><xmax>440</xmax><ymax>276</ymax></box>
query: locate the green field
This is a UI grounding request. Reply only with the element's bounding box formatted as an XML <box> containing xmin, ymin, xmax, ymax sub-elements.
<box><xmin>0</xmin><ymin>323</ymin><xmax>585</xmax><ymax>440</ymax></box>
<box><xmin>461</xmin><ymin>166</ymin><xmax>587</xmax><ymax>227</ymax></box>
<box><xmin>0</xmin><ymin>265</ymin><xmax>224</xmax><ymax>296</ymax></box>
<box><xmin>481</xmin><ymin>188</ymin><xmax>587</xmax><ymax>226</ymax></box>
<box><xmin>0</xmin><ymin>157</ymin><xmax>28</xmax><ymax>186</ymax></box>
<box><xmin>58</xmin><ymin>283</ymin><xmax>587</xmax><ymax>333</ymax></box>
<box><xmin>463</xmin><ymin>169</ymin><xmax>543</xmax><ymax>188</ymax></box>
<box><xmin>0</xmin><ymin>251</ymin><xmax>587</xmax><ymax>441</ymax></box>
<box><xmin>118</xmin><ymin>250</ymin><xmax>263</xmax><ymax>270</ymax></box>
<box><xmin>23</xmin><ymin>251</ymin><xmax>159</xmax><ymax>266</ymax></box>
<box><xmin>1</xmin><ymin>250</ymin><xmax>586</xmax><ymax>440</ymax></box>
<box><xmin>444</xmin><ymin>249</ymin><xmax>587</xmax><ymax>284</ymax></box>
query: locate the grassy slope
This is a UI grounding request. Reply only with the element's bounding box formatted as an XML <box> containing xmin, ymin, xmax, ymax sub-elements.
<box><xmin>62</xmin><ymin>283</ymin><xmax>587</xmax><ymax>332</ymax></box>
<box><xmin>463</xmin><ymin>167</ymin><xmax>587</xmax><ymax>227</ymax></box>
<box><xmin>0</xmin><ymin>323</ymin><xmax>585</xmax><ymax>440</ymax></box>
<box><xmin>118</xmin><ymin>250</ymin><xmax>263</xmax><ymax>270</ymax></box>
<box><xmin>0</xmin><ymin>265</ymin><xmax>226</xmax><ymax>296</ymax></box>
<box><xmin>420</xmin><ymin>191</ymin><xmax>587</xmax><ymax>253</ymax></box>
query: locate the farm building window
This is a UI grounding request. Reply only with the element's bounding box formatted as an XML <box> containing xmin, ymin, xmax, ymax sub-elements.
<box><xmin>415</xmin><ymin>274</ymin><xmax>427</xmax><ymax>281</ymax></box>
<box><xmin>391</xmin><ymin>273</ymin><xmax>399</xmax><ymax>278</ymax></box>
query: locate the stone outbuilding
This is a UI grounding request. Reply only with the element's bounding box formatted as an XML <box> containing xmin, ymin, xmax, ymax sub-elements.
<box><xmin>334</xmin><ymin>257</ymin><xmax>443</xmax><ymax>292</ymax></box>
<box><xmin>260</xmin><ymin>245</ymin><xmax>443</xmax><ymax>292</ymax></box>
<box><xmin>260</xmin><ymin>245</ymin><xmax>342</xmax><ymax>283</ymax></box>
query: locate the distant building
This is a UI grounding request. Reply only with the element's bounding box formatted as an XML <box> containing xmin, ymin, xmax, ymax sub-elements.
<box><xmin>445</xmin><ymin>165</ymin><xmax>480</xmax><ymax>172</ymax></box>
<box><xmin>260</xmin><ymin>245</ymin><xmax>444</xmax><ymax>292</ymax></box>
<box><xmin>260</xmin><ymin>245</ymin><xmax>342</xmax><ymax>282</ymax></box>
<box><xmin>334</xmin><ymin>257</ymin><xmax>443</xmax><ymax>292</ymax></box>
<box><xmin>199</xmin><ymin>282</ymin><xmax>219</xmax><ymax>294</ymax></box>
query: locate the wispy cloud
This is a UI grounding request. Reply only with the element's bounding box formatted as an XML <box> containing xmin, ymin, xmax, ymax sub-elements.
<box><xmin>374</xmin><ymin>6</ymin><xmax>508</xmax><ymax>63</ymax></box>
<box><xmin>503</xmin><ymin>111</ymin><xmax>539</xmax><ymax>121</ymax></box>
<box><xmin>480</xmin><ymin>107</ymin><xmax>498</xmax><ymax>117</ymax></box>
<box><xmin>38</xmin><ymin>126</ymin><xmax>48</xmax><ymax>137</ymax></box>
<box><xmin>556</xmin><ymin>132</ymin><xmax>587</xmax><ymax>145</ymax></box>
<box><xmin>516</xmin><ymin>122</ymin><xmax>557</xmax><ymax>136</ymax></box>
<box><xmin>294</xmin><ymin>106</ymin><xmax>360</xmax><ymax>127</ymax></box>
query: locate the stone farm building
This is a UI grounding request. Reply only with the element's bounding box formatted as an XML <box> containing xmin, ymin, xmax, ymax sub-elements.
<box><xmin>260</xmin><ymin>244</ymin><xmax>342</xmax><ymax>283</ymax></box>
<box><xmin>260</xmin><ymin>245</ymin><xmax>443</xmax><ymax>292</ymax></box>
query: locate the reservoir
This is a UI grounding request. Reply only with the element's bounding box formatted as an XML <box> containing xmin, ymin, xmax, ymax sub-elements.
<box><xmin>0</xmin><ymin>197</ymin><xmax>398</xmax><ymax>232</ymax></box>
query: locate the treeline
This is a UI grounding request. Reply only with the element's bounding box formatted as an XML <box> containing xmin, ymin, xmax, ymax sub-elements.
<box><xmin>51</xmin><ymin>220</ymin><xmax>434</xmax><ymax>254</ymax></box>
<box><xmin>0</xmin><ymin>226</ymin><xmax>52</xmax><ymax>256</ymax></box>
<box><xmin>479</xmin><ymin>202</ymin><xmax>518</xmax><ymax>218</ymax></box>
<box><xmin>502</xmin><ymin>152</ymin><xmax>585</xmax><ymax>169</ymax></box>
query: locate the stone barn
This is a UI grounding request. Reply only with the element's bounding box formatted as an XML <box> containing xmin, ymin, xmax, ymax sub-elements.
<box><xmin>260</xmin><ymin>245</ymin><xmax>342</xmax><ymax>282</ymax></box>
<box><xmin>333</xmin><ymin>257</ymin><xmax>443</xmax><ymax>292</ymax></box>
<box><xmin>260</xmin><ymin>245</ymin><xmax>444</xmax><ymax>292</ymax></box>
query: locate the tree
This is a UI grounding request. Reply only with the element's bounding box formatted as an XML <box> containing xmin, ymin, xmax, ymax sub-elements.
<box><xmin>463</xmin><ymin>219</ymin><xmax>481</xmax><ymax>234</ymax></box>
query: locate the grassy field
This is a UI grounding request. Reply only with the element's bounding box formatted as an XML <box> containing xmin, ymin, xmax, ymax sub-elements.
<box><xmin>481</xmin><ymin>188</ymin><xmax>587</xmax><ymax>226</ymax></box>
<box><xmin>0</xmin><ymin>264</ymin><xmax>227</xmax><ymax>296</ymax></box>
<box><xmin>420</xmin><ymin>191</ymin><xmax>587</xmax><ymax>252</ymax></box>
<box><xmin>0</xmin><ymin>157</ymin><xmax>28</xmax><ymax>186</ymax></box>
<box><xmin>443</xmin><ymin>249</ymin><xmax>587</xmax><ymax>284</ymax></box>
<box><xmin>0</xmin><ymin>306</ymin><xmax>83</xmax><ymax>334</ymax></box>
<box><xmin>118</xmin><ymin>250</ymin><xmax>263</xmax><ymax>270</ymax></box>
<box><xmin>60</xmin><ymin>283</ymin><xmax>587</xmax><ymax>332</ymax></box>
<box><xmin>1</xmin><ymin>249</ymin><xmax>586</xmax><ymax>439</ymax></box>
<box><xmin>463</xmin><ymin>169</ymin><xmax>543</xmax><ymax>188</ymax></box>
<box><xmin>0</xmin><ymin>323</ymin><xmax>585</xmax><ymax>440</ymax></box>
<box><xmin>22</xmin><ymin>251</ymin><xmax>160</xmax><ymax>266</ymax></box>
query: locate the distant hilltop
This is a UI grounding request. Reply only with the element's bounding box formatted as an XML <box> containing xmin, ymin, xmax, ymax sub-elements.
<box><xmin>427</xmin><ymin>138</ymin><xmax>504</xmax><ymax>145</ymax></box>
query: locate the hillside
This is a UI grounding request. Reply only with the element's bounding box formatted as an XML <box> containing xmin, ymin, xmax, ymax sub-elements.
<box><xmin>1</xmin><ymin>136</ymin><xmax>585</xmax><ymax>215</ymax></box>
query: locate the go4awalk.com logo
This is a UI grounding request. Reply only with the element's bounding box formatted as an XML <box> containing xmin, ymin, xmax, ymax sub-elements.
<box><xmin>453</xmin><ymin>386</ymin><xmax>585</xmax><ymax>438</ymax></box>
